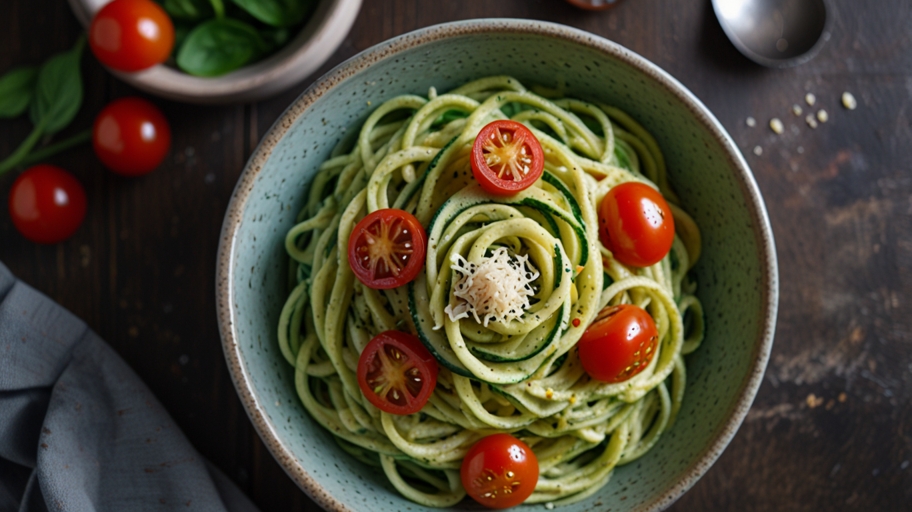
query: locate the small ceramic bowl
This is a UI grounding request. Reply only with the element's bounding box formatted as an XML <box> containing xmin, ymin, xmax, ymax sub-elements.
<box><xmin>217</xmin><ymin>19</ymin><xmax>779</xmax><ymax>511</ymax></box>
<box><xmin>67</xmin><ymin>0</ymin><xmax>361</xmax><ymax>104</ymax></box>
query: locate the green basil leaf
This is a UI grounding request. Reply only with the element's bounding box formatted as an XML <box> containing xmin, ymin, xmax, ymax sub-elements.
<box><xmin>0</xmin><ymin>66</ymin><xmax>38</xmax><ymax>119</ymax></box>
<box><xmin>230</xmin><ymin>0</ymin><xmax>312</xmax><ymax>27</ymax></box>
<box><xmin>29</xmin><ymin>39</ymin><xmax>84</xmax><ymax>135</ymax></box>
<box><xmin>176</xmin><ymin>19</ymin><xmax>267</xmax><ymax>77</ymax></box>
<box><xmin>173</xmin><ymin>23</ymin><xmax>193</xmax><ymax>55</ymax></box>
<box><xmin>159</xmin><ymin>0</ymin><xmax>213</xmax><ymax>20</ymax></box>
<box><xmin>260</xmin><ymin>27</ymin><xmax>292</xmax><ymax>53</ymax></box>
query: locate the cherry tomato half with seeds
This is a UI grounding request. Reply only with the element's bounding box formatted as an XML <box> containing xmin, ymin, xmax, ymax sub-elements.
<box><xmin>89</xmin><ymin>0</ymin><xmax>175</xmax><ymax>72</ymax></box>
<box><xmin>471</xmin><ymin>120</ymin><xmax>544</xmax><ymax>196</ymax></box>
<box><xmin>348</xmin><ymin>208</ymin><xmax>427</xmax><ymax>289</ymax></box>
<box><xmin>461</xmin><ymin>433</ymin><xmax>539</xmax><ymax>509</ymax></box>
<box><xmin>599</xmin><ymin>181</ymin><xmax>675</xmax><ymax>267</ymax></box>
<box><xmin>8</xmin><ymin>165</ymin><xmax>87</xmax><ymax>244</ymax></box>
<box><xmin>578</xmin><ymin>304</ymin><xmax>658</xmax><ymax>383</ymax></box>
<box><xmin>93</xmin><ymin>97</ymin><xmax>171</xmax><ymax>176</ymax></box>
<box><xmin>356</xmin><ymin>330</ymin><xmax>438</xmax><ymax>415</ymax></box>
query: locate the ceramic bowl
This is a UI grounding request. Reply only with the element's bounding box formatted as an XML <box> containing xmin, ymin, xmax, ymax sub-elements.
<box><xmin>216</xmin><ymin>19</ymin><xmax>779</xmax><ymax>511</ymax></box>
<box><xmin>67</xmin><ymin>0</ymin><xmax>361</xmax><ymax>104</ymax></box>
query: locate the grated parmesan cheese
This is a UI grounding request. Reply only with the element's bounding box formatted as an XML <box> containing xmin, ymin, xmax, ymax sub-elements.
<box><xmin>443</xmin><ymin>247</ymin><xmax>539</xmax><ymax>327</ymax></box>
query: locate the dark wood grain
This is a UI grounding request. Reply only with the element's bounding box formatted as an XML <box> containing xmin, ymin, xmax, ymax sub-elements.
<box><xmin>2</xmin><ymin>1</ymin><xmax>910</xmax><ymax>510</ymax></box>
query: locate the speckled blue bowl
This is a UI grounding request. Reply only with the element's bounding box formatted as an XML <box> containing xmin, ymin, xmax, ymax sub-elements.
<box><xmin>216</xmin><ymin>19</ymin><xmax>778</xmax><ymax>511</ymax></box>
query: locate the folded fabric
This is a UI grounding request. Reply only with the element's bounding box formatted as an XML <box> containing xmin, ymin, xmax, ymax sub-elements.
<box><xmin>0</xmin><ymin>261</ymin><xmax>260</xmax><ymax>512</ymax></box>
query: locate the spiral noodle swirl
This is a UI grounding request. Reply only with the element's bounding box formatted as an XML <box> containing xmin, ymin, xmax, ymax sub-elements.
<box><xmin>279</xmin><ymin>76</ymin><xmax>705</xmax><ymax>507</ymax></box>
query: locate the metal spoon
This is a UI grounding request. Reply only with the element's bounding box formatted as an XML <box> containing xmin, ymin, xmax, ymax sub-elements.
<box><xmin>712</xmin><ymin>0</ymin><xmax>830</xmax><ymax>67</ymax></box>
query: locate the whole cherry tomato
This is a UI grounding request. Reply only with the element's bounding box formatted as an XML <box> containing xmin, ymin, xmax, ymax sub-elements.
<box><xmin>598</xmin><ymin>181</ymin><xmax>675</xmax><ymax>267</ymax></box>
<box><xmin>8</xmin><ymin>165</ymin><xmax>87</xmax><ymax>244</ymax></box>
<box><xmin>357</xmin><ymin>330</ymin><xmax>439</xmax><ymax>415</ymax></box>
<box><xmin>89</xmin><ymin>0</ymin><xmax>175</xmax><ymax>72</ymax></box>
<box><xmin>578</xmin><ymin>304</ymin><xmax>659</xmax><ymax>383</ymax></box>
<box><xmin>348</xmin><ymin>208</ymin><xmax>427</xmax><ymax>289</ymax></box>
<box><xmin>93</xmin><ymin>97</ymin><xmax>171</xmax><ymax>176</ymax></box>
<box><xmin>461</xmin><ymin>433</ymin><xmax>539</xmax><ymax>509</ymax></box>
<box><xmin>471</xmin><ymin>120</ymin><xmax>544</xmax><ymax>196</ymax></box>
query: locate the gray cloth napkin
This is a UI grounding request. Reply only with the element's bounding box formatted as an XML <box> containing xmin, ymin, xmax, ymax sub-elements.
<box><xmin>0</xmin><ymin>262</ymin><xmax>259</xmax><ymax>512</ymax></box>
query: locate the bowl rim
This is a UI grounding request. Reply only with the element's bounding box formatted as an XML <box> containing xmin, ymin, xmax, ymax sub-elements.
<box><xmin>216</xmin><ymin>18</ymin><xmax>779</xmax><ymax>511</ymax></box>
<box><xmin>67</xmin><ymin>0</ymin><xmax>362</xmax><ymax>104</ymax></box>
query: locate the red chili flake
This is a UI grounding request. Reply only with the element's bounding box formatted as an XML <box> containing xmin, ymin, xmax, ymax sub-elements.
<box><xmin>572</xmin><ymin>318</ymin><xmax>581</xmax><ymax>327</ymax></box>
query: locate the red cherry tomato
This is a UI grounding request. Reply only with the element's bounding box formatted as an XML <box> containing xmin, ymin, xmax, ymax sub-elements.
<box><xmin>8</xmin><ymin>165</ymin><xmax>87</xmax><ymax>244</ymax></box>
<box><xmin>89</xmin><ymin>0</ymin><xmax>175</xmax><ymax>72</ymax></box>
<box><xmin>356</xmin><ymin>330</ymin><xmax>439</xmax><ymax>415</ymax></box>
<box><xmin>471</xmin><ymin>120</ymin><xmax>544</xmax><ymax>196</ymax></box>
<box><xmin>461</xmin><ymin>433</ymin><xmax>539</xmax><ymax>509</ymax></box>
<box><xmin>348</xmin><ymin>208</ymin><xmax>427</xmax><ymax>289</ymax></box>
<box><xmin>93</xmin><ymin>97</ymin><xmax>171</xmax><ymax>176</ymax></box>
<box><xmin>598</xmin><ymin>181</ymin><xmax>675</xmax><ymax>267</ymax></box>
<box><xmin>578</xmin><ymin>304</ymin><xmax>658</xmax><ymax>383</ymax></box>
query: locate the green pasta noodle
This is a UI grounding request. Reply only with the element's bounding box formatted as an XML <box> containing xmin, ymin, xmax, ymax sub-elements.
<box><xmin>278</xmin><ymin>76</ymin><xmax>705</xmax><ymax>507</ymax></box>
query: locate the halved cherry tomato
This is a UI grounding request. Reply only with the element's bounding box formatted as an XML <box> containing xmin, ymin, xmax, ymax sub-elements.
<box><xmin>356</xmin><ymin>330</ymin><xmax>439</xmax><ymax>415</ymax></box>
<box><xmin>8</xmin><ymin>165</ymin><xmax>87</xmax><ymax>244</ymax></box>
<box><xmin>578</xmin><ymin>304</ymin><xmax>658</xmax><ymax>383</ymax></box>
<box><xmin>471</xmin><ymin>120</ymin><xmax>544</xmax><ymax>196</ymax></box>
<box><xmin>89</xmin><ymin>0</ymin><xmax>175</xmax><ymax>72</ymax></box>
<box><xmin>461</xmin><ymin>433</ymin><xmax>539</xmax><ymax>509</ymax></box>
<box><xmin>599</xmin><ymin>181</ymin><xmax>675</xmax><ymax>267</ymax></box>
<box><xmin>93</xmin><ymin>97</ymin><xmax>172</xmax><ymax>176</ymax></box>
<box><xmin>348</xmin><ymin>208</ymin><xmax>426</xmax><ymax>289</ymax></box>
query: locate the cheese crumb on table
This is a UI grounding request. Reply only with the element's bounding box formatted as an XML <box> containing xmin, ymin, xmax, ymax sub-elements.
<box><xmin>805</xmin><ymin>114</ymin><xmax>818</xmax><ymax>129</ymax></box>
<box><xmin>746</xmin><ymin>116</ymin><xmax>756</xmax><ymax>127</ymax></box>
<box><xmin>769</xmin><ymin>118</ymin><xmax>784</xmax><ymax>134</ymax></box>
<box><xmin>792</xmin><ymin>104</ymin><xmax>803</xmax><ymax>116</ymax></box>
<box><xmin>805</xmin><ymin>93</ymin><xmax>816</xmax><ymax>106</ymax></box>
<box><xmin>842</xmin><ymin>92</ymin><xmax>857</xmax><ymax>110</ymax></box>
<box><xmin>817</xmin><ymin>109</ymin><xmax>829</xmax><ymax>123</ymax></box>
<box><xmin>753</xmin><ymin>145</ymin><xmax>763</xmax><ymax>156</ymax></box>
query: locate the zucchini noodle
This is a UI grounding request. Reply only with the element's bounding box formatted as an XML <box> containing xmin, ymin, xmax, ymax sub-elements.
<box><xmin>279</xmin><ymin>76</ymin><xmax>705</xmax><ymax>507</ymax></box>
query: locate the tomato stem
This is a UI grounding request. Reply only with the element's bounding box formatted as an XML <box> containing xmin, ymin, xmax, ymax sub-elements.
<box><xmin>209</xmin><ymin>0</ymin><xmax>225</xmax><ymax>19</ymax></box>
<box><xmin>16</xmin><ymin>129</ymin><xmax>92</xmax><ymax>170</ymax></box>
<box><xmin>0</xmin><ymin>118</ymin><xmax>47</xmax><ymax>177</ymax></box>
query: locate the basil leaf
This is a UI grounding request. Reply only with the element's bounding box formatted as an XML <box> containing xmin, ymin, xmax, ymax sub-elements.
<box><xmin>260</xmin><ymin>27</ymin><xmax>292</xmax><ymax>53</ymax></box>
<box><xmin>159</xmin><ymin>0</ymin><xmax>212</xmax><ymax>20</ymax></box>
<box><xmin>230</xmin><ymin>0</ymin><xmax>312</xmax><ymax>27</ymax></box>
<box><xmin>29</xmin><ymin>39</ymin><xmax>84</xmax><ymax>135</ymax></box>
<box><xmin>173</xmin><ymin>23</ymin><xmax>193</xmax><ymax>55</ymax></box>
<box><xmin>0</xmin><ymin>67</ymin><xmax>38</xmax><ymax>119</ymax></box>
<box><xmin>176</xmin><ymin>19</ymin><xmax>267</xmax><ymax>77</ymax></box>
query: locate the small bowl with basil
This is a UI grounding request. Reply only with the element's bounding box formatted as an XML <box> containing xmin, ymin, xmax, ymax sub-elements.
<box><xmin>68</xmin><ymin>0</ymin><xmax>361</xmax><ymax>103</ymax></box>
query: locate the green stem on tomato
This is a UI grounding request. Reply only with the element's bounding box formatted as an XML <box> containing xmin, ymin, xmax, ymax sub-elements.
<box><xmin>209</xmin><ymin>0</ymin><xmax>225</xmax><ymax>19</ymax></box>
<box><xmin>16</xmin><ymin>129</ymin><xmax>93</xmax><ymax>169</ymax></box>
<box><xmin>0</xmin><ymin>118</ymin><xmax>47</xmax><ymax>177</ymax></box>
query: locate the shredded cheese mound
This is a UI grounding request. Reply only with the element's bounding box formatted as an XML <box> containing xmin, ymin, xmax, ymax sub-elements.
<box><xmin>443</xmin><ymin>247</ymin><xmax>539</xmax><ymax>327</ymax></box>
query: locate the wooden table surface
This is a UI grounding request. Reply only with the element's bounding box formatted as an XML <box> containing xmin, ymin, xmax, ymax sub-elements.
<box><xmin>2</xmin><ymin>0</ymin><xmax>910</xmax><ymax>510</ymax></box>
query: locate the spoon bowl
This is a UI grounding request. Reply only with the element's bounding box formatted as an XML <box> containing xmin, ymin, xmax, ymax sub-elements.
<box><xmin>712</xmin><ymin>0</ymin><xmax>829</xmax><ymax>67</ymax></box>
